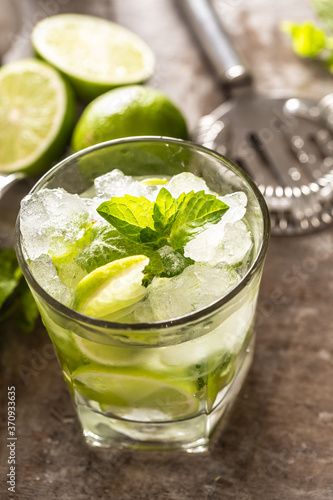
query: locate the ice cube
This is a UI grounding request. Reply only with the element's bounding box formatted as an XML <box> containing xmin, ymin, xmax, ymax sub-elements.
<box><xmin>135</xmin><ymin>263</ymin><xmax>239</xmax><ymax>322</ymax></box>
<box><xmin>184</xmin><ymin>220</ymin><xmax>225</xmax><ymax>264</ymax></box>
<box><xmin>219</xmin><ymin>191</ymin><xmax>247</xmax><ymax>224</ymax></box>
<box><xmin>29</xmin><ymin>255</ymin><xmax>71</xmax><ymax>305</ymax></box>
<box><xmin>213</xmin><ymin>220</ymin><xmax>253</xmax><ymax>266</ymax></box>
<box><xmin>185</xmin><ymin>220</ymin><xmax>252</xmax><ymax>267</ymax></box>
<box><xmin>132</xmin><ymin>298</ymin><xmax>156</xmax><ymax>323</ymax></box>
<box><xmin>20</xmin><ymin>188</ymin><xmax>90</xmax><ymax>260</ymax></box>
<box><xmin>166</xmin><ymin>172</ymin><xmax>212</xmax><ymax>198</ymax></box>
<box><xmin>94</xmin><ymin>169</ymin><xmax>158</xmax><ymax>200</ymax></box>
<box><xmin>184</xmin><ymin>189</ymin><xmax>251</xmax><ymax>266</ymax></box>
<box><xmin>82</xmin><ymin>195</ymin><xmax>108</xmax><ymax>222</ymax></box>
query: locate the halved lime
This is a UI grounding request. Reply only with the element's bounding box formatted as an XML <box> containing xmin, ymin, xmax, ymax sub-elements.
<box><xmin>72</xmin><ymin>366</ymin><xmax>199</xmax><ymax>419</ymax></box>
<box><xmin>0</xmin><ymin>58</ymin><xmax>76</xmax><ymax>175</ymax></box>
<box><xmin>73</xmin><ymin>255</ymin><xmax>149</xmax><ymax>319</ymax></box>
<box><xmin>32</xmin><ymin>14</ymin><xmax>155</xmax><ymax>101</ymax></box>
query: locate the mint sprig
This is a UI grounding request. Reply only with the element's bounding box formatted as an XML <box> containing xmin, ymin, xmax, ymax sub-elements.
<box><xmin>97</xmin><ymin>188</ymin><xmax>229</xmax><ymax>252</ymax></box>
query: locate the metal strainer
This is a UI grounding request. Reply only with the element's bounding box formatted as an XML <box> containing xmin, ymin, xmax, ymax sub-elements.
<box><xmin>180</xmin><ymin>0</ymin><xmax>333</xmax><ymax>235</ymax></box>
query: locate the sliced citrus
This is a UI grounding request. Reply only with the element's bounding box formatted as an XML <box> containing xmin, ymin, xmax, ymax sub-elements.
<box><xmin>0</xmin><ymin>58</ymin><xmax>76</xmax><ymax>175</ymax></box>
<box><xmin>73</xmin><ymin>255</ymin><xmax>149</xmax><ymax>319</ymax></box>
<box><xmin>32</xmin><ymin>14</ymin><xmax>155</xmax><ymax>101</ymax></box>
<box><xmin>140</xmin><ymin>177</ymin><xmax>169</xmax><ymax>186</ymax></box>
<box><xmin>72</xmin><ymin>366</ymin><xmax>199</xmax><ymax>420</ymax></box>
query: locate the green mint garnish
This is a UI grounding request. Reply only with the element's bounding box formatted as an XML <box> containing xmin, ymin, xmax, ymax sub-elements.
<box><xmin>169</xmin><ymin>190</ymin><xmax>229</xmax><ymax>250</ymax></box>
<box><xmin>97</xmin><ymin>188</ymin><xmax>229</xmax><ymax>251</ymax></box>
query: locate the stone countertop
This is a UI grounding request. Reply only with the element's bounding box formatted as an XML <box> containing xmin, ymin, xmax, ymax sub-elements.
<box><xmin>1</xmin><ymin>1</ymin><xmax>333</xmax><ymax>499</ymax></box>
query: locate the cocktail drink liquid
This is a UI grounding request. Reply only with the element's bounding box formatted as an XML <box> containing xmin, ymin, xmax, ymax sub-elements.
<box><xmin>16</xmin><ymin>138</ymin><xmax>269</xmax><ymax>452</ymax></box>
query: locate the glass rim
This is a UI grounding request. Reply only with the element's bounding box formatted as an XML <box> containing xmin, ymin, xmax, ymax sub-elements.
<box><xmin>15</xmin><ymin>136</ymin><xmax>270</xmax><ymax>331</ymax></box>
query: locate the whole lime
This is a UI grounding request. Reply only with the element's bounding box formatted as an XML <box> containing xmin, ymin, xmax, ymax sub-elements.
<box><xmin>71</xmin><ymin>85</ymin><xmax>189</xmax><ymax>152</ymax></box>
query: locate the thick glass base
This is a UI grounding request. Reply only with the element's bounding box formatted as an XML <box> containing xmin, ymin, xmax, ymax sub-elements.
<box><xmin>76</xmin><ymin>344</ymin><xmax>254</xmax><ymax>453</ymax></box>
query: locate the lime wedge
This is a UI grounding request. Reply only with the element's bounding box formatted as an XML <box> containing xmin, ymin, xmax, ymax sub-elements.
<box><xmin>72</xmin><ymin>366</ymin><xmax>199</xmax><ymax>419</ymax></box>
<box><xmin>73</xmin><ymin>255</ymin><xmax>149</xmax><ymax>319</ymax></box>
<box><xmin>32</xmin><ymin>14</ymin><xmax>155</xmax><ymax>101</ymax></box>
<box><xmin>0</xmin><ymin>58</ymin><xmax>76</xmax><ymax>175</ymax></box>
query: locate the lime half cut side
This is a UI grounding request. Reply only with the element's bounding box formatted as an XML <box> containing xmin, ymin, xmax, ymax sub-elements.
<box><xmin>73</xmin><ymin>255</ymin><xmax>149</xmax><ymax>320</ymax></box>
<box><xmin>0</xmin><ymin>58</ymin><xmax>75</xmax><ymax>175</ymax></box>
<box><xmin>32</xmin><ymin>14</ymin><xmax>155</xmax><ymax>101</ymax></box>
<box><xmin>73</xmin><ymin>366</ymin><xmax>199</xmax><ymax>421</ymax></box>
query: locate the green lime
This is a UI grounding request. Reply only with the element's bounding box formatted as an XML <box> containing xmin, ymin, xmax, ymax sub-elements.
<box><xmin>73</xmin><ymin>255</ymin><xmax>149</xmax><ymax>319</ymax></box>
<box><xmin>0</xmin><ymin>58</ymin><xmax>76</xmax><ymax>175</ymax></box>
<box><xmin>72</xmin><ymin>365</ymin><xmax>199</xmax><ymax>419</ymax></box>
<box><xmin>31</xmin><ymin>14</ymin><xmax>155</xmax><ymax>101</ymax></box>
<box><xmin>71</xmin><ymin>85</ymin><xmax>189</xmax><ymax>152</ymax></box>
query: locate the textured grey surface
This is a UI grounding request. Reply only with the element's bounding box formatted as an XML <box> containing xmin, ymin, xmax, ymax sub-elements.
<box><xmin>1</xmin><ymin>0</ymin><xmax>333</xmax><ymax>499</ymax></box>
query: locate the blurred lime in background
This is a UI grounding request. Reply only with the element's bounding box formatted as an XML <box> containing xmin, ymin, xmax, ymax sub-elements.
<box><xmin>71</xmin><ymin>85</ymin><xmax>189</xmax><ymax>152</ymax></box>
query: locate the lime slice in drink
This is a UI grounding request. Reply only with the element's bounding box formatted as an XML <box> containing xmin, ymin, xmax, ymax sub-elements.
<box><xmin>72</xmin><ymin>366</ymin><xmax>199</xmax><ymax>419</ymax></box>
<box><xmin>140</xmin><ymin>177</ymin><xmax>169</xmax><ymax>186</ymax></box>
<box><xmin>73</xmin><ymin>255</ymin><xmax>149</xmax><ymax>319</ymax></box>
<box><xmin>0</xmin><ymin>58</ymin><xmax>76</xmax><ymax>175</ymax></box>
<box><xmin>31</xmin><ymin>14</ymin><xmax>155</xmax><ymax>101</ymax></box>
<box><xmin>71</xmin><ymin>85</ymin><xmax>189</xmax><ymax>152</ymax></box>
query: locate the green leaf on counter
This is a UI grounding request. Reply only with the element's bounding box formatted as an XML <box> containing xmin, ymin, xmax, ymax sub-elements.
<box><xmin>281</xmin><ymin>21</ymin><xmax>327</xmax><ymax>58</ymax></box>
<box><xmin>0</xmin><ymin>248</ymin><xmax>39</xmax><ymax>333</ymax></box>
<box><xmin>0</xmin><ymin>249</ymin><xmax>22</xmax><ymax>308</ymax></box>
<box><xmin>312</xmin><ymin>0</ymin><xmax>333</xmax><ymax>32</ymax></box>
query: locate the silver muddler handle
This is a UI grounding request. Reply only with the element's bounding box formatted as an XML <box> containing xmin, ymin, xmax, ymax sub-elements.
<box><xmin>179</xmin><ymin>0</ymin><xmax>251</xmax><ymax>87</ymax></box>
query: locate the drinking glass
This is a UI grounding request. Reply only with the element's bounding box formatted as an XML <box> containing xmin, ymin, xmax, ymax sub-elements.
<box><xmin>16</xmin><ymin>137</ymin><xmax>270</xmax><ymax>452</ymax></box>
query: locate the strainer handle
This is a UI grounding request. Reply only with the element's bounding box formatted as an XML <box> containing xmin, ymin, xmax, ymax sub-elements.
<box><xmin>0</xmin><ymin>173</ymin><xmax>25</xmax><ymax>199</ymax></box>
<box><xmin>179</xmin><ymin>0</ymin><xmax>251</xmax><ymax>88</ymax></box>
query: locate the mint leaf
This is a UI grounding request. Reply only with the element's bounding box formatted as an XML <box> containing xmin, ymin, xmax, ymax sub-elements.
<box><xmin>14</xmin><ymin>281</ymin><xmax>39</xmax><ymax>334</ymax></box>
<box><xmin>153</xmin><ymin>188</ymin><xmax>178</xmax><ymax>233</ymax></box>
<box><xmin>281</xmin><ymin>21</ymin><xmax>327</xmax><ymax>58</ymax></box>
<box><xmin>75</xmin><ymin>225</ymin><xmax>129</xmax><ymax>273</ymax></box>
<box><xmin>97</xmin><ymin>195</ymin><xmax>158</xmax><ymax>243</ymax></box>
<box><xmin>170</xmin><ymin>190</ymin><xmax>229</xmax><ymax>250</ymax></box>
<box><xmin>75</xmin><ymin>224</ymin><xmax>164</xmax><ymax>277</ymax></box>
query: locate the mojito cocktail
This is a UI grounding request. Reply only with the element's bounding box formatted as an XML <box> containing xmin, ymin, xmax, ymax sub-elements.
<box><xmin>16</xmin><ymin>137</ymin><xmax>269</xmax><ymax>452</ymax></box>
